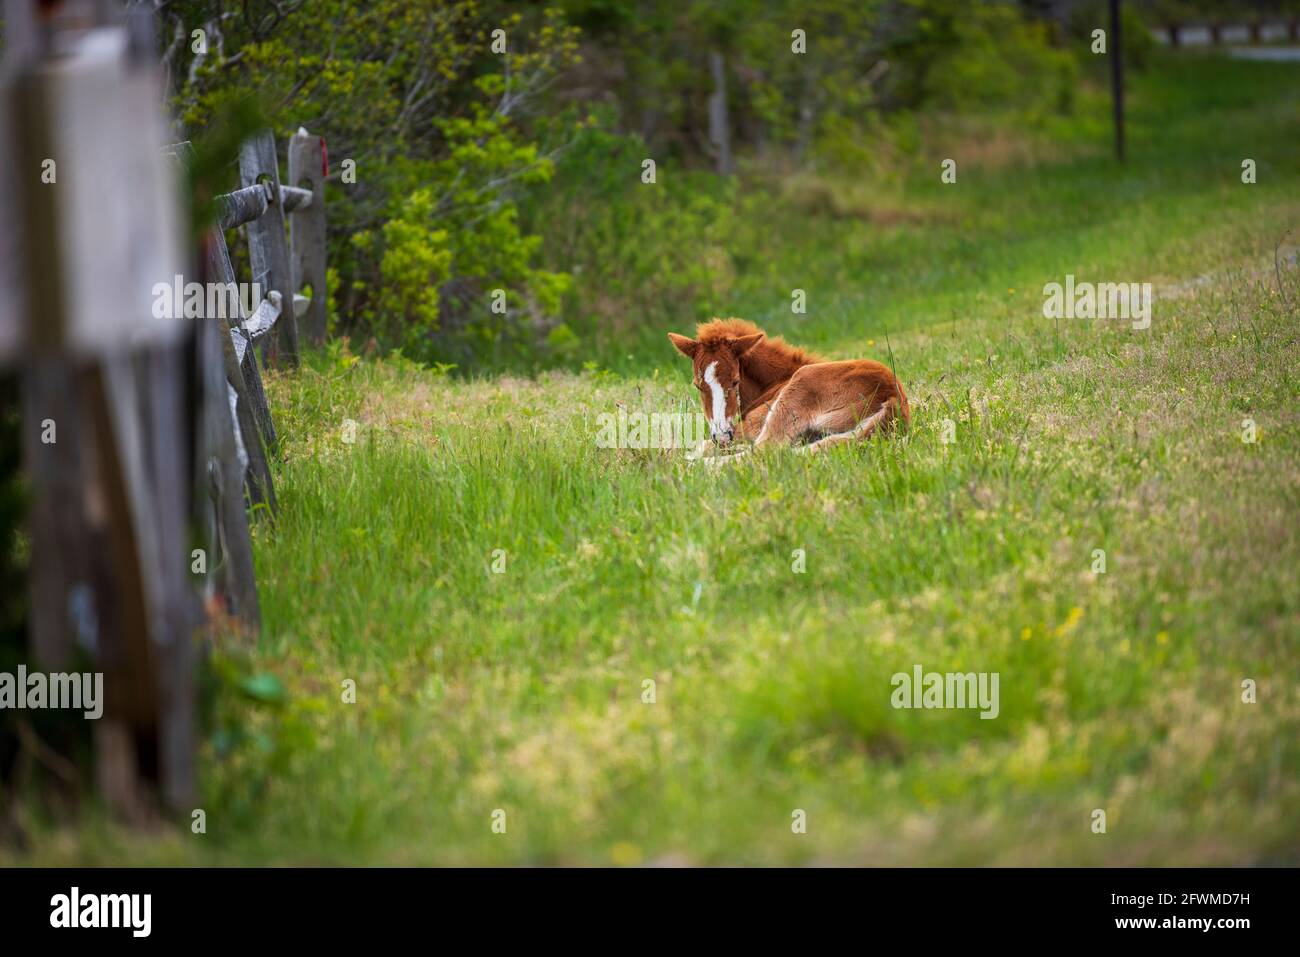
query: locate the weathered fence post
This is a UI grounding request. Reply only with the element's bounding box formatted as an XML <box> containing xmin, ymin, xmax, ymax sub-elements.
<box><xmin>166</xmin><ymin>142</ymin><xmax>263</xmax><ymax>629</ymax></box>
<box><xmin>168</xmin><ymin>141</ymin><xmax>278</xmax><ymax>514</ymax></box>
<box><xmin>240</xmin><ymin>130</ymin><xmax>298</xmax><ymax>367</ymax></box>
<box><xmin>288</xmin><ymin>128</ymin><xmax>328</xmax><ymax>346</ymax></box>
<box><xmin>204</xmin><ymin>222</ymin><xmax>279</xmax><ymax>511</ymax></box>
<box><xmin>192</xmin><ymin>269</ymin><xmax>262</xmax><ymax>629</ymax></box>
<box><xmin>215</xmin><ymin>227</ymin><xmax>279</xmax><ymax>460</ymax></box>
<box><xmin>2</xmin><ymin>0</ymin><xmax>197</xmax><ymax>817</ymax></box>
<box><xmin>0</xmin><ymin>3</ymin><xmax>323</xmax><ymax>827</ymax></box>
<box><xmin>212</xmin><ymin>179</ymin><xmax>278</xmax><ymax>451</ymax></box>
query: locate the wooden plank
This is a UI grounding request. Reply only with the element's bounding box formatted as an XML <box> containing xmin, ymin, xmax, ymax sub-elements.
<box><xmin>9</xmin><ymin>27</ymin><xmax>185</xmax><ymax>358</ymax></box>
<box><xmin>0</xmin><ymin>66</ymin><xmax>21</xmax><ymax>362</ymax></box>
<box><xmin>287</xmin><ymin>129</ymin><xmax>328</xmax><ymax>346</ymax></box>
<box><xmin>10</xmin><ymin>71</ymin><xmax>70</xmax><ymax>354</ymax></box>
<box><xmin>279</xmin><ymin>184</ymin><xmax>313</xmax><ymax>212</ymax></box>
<box><xmin>20</xmin><ymin>356</ymin><xmax>93</xmax><ymax>671</ymax></box>
<box><xmin>241</xmin><ymin>290</ymin><xmax>282</xmax><ymax>342</ymax></box>
<box><xmin>170</xmin><ymin>141</ymin><xmax>279</xmax><ymax>473</ymax></box>
<box><xmin>240</xmin><ymin>130</ymin><xmax>299</xmax><ymax>366</ymax></box>
<box><xmin>194</xmin><ymin>309</ymin><xmax>261</xmax><ymax>630</ymax></box>
<box><xmin>135</xmin><ymin>338</ymin><xmax>199</xmax><ymax>809</ymax></box>
<box><xmin>205</xmin><ymin>225</ymin><xmax>278</xmax><ymax>453</ymax></box>
<box><xmin>86</xmin><ymin>357</ymin><xmax>161</xmax><ymax>729</ymax></box>
<box><xmin>0</xmin><ymin>0</ymin><xmax>38</xmax><ymax>68</ymax></box>
<box><xmin>220</xmin><ymin>316</ymin><xmax>277</xmax><ymax>512</ymax></box>
<box><xmin>23</xmin><ymin>355</ymin><xmax>161</xmax><ymax>821</ymax></box>
<box><xmin>217</xmin><ymin>182</ymin><xmax>270</xmax><ymax>230</ymax></box>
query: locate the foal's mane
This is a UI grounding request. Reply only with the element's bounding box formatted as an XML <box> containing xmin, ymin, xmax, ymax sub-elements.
<box><xmin>695</xmin><ymin>317</ymin><xmax>822</xmax><ymax>376</ymax></box>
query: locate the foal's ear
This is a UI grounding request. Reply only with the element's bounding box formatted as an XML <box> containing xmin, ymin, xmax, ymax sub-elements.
<box><xmin>667</xmin><ymin>333</ymin><xmax>698</xmax><ymax>358</ymax></box>
<box><xmin>731</xmin><ymin>332</ymin><xmax>765</xmax><ymax>355</ymax></box>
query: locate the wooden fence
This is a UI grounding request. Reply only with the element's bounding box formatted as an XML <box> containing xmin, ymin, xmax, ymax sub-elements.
<box><xmin>1157</xmin><ymin>19</ymin><xmax>1300</xmax><ymax>47</ymax></box>
<box><xmin>0</xmin><ymin>0</ymin><xmax>327</xmax><ymax>819</ymax></box>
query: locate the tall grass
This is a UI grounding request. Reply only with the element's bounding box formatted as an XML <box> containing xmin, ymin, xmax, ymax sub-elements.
<box><xmin>10</xmin><ymin>51</ymin><xmax>1300</xmax><ymax>866</ymax></box>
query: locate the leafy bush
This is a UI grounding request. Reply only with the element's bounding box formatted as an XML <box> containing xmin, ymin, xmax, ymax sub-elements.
<box><xmin>883</xmin><ymin>0</ymin><xmax>1080</xmax><ymax>118</ymax></box>
<box><xmin>523</xmin><ymin>122</ymin><xmax>740</xmax><ymax>355</ymax></box>
<box><xmin>161</xmin><ymin>0</ymin><xmax>1097</xmax><ymax>369</ymax></box>
<box><xmin>169</xmin><ymin>1</ymin><xmax>583</xmax><ymax>369</ymax></box>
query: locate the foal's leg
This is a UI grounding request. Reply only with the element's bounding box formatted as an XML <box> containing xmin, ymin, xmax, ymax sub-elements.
<box><xmin>751</xmin><ymin>380</ymin><xmax>828</xmax><ymax>448</ymax></box>
<box><xmin>696</xmin><ymin>395</ymin><xmax>879</xmax><ymax>467</ymax></box>
<box><xmin>740</xmin><ymin>399</ymin><xmax>773</xmax><ymax>441</ymax></box>
<box><xmin>737</xmin><ymin>379</ymin><xmax>787</xmax><ymax>442</ymax></box>
<box><xmin>795</xmin><ymin>397</ymin><xmax>899</xmax><ymax>455</ymax></box>
<box><xmin>754</xmin><ymin>364</ymin><xmax>894</xmax><ymax>450</ymax></box>
<box><xmin>704</xmin><ymin>387</ymin><xmax>830</xmax><ymax>464</ymax></box>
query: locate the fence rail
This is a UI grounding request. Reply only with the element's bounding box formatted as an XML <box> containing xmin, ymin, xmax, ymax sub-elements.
<box><xmin>1156</xmin><ymin>19</ymin><xmax>1300</xmax><ymax>47</ymax></box>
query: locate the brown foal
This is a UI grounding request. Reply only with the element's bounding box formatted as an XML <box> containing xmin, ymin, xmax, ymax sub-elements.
<box><xmin>668</xmin><ymin>318</ymin><xmax>908</xmax><ymax>459</ymax></box>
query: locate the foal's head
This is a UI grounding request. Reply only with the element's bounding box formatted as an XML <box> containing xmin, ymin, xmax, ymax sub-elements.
<box><xmin>668</xmin><ymin>327</ymin><xmax>764</xmax><ymax>445</ymax></box>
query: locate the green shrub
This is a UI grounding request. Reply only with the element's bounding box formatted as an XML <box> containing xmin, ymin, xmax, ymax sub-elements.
<box><xmin>523</xmin><ymin>123</ymin><xmax>739</xmax><ymax>354</ymax></box>
<box><xmin>171</xmin><ymin>1</ymin><xmax>583</xmax><ymax>369</ymax></box>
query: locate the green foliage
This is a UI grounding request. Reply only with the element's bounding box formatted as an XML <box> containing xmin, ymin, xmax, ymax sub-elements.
<box><xmin>1069</xmin><ymin>0</ymin><xmax>1158</xmax><ymax>71</ymax></box>
<box><xmin>368</xmin><ymin>190</ymin><xmax>452</xmax><ymax>350</ymax></box>
<box><xmin>169</xmin><ymin>1</ymin><xmax>583</xmax><ymax>369</ymax></box>
<box><xmin>525</xmin><ymin>121</ymin><xmax>740</xmax><ymax>354</ymax></box>
<box><xmin>884</xmin><ymin>0</ymin><xmax>1079</xmax><ymax>117</ymax></box>
<box><xmin>734</xmin><ymin>0</ymin><xmax>893</xmax><ymax>171</ymax></box>
<box><xmin>162</xmin><ymin>1</ymin><xmax>1106</xmax><ymax>368</ymax></box>
<box><xmin>201</xmin><ymin>648</ymin><xmax>316</xmax><ymax>825</ymax></box>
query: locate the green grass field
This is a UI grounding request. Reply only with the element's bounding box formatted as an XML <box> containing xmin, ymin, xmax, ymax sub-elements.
<box><xmin>15</xmin><ymin>51</ymin><xmax>1300</xmax><ymax>866</ymax></box>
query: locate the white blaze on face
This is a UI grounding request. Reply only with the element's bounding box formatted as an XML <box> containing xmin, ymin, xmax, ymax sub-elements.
<box><xmin>703</xmin><ymin>361</ymin><xmax>729</xmax><ymax>438</ymax></box>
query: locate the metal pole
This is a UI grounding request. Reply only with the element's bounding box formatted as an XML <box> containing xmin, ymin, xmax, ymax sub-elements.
<box><xmin>1110</xmin><ymin>0</ymin><xmax>1125</xmax><ymax>163</ymax></box>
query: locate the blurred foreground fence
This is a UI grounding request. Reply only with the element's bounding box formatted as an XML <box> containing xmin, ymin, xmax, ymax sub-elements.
<box><xmin>0</xmin><ymin>0</ymin><xmax>327</xmax><ymax>820</ymax></box>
